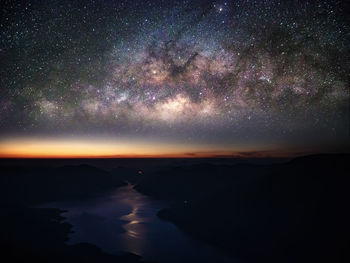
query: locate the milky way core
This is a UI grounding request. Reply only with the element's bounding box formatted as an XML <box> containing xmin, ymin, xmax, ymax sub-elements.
<box><xmin>0</xmin><ymin>0</ymin><xmax>349</xmax><ymax>157</ymax></box>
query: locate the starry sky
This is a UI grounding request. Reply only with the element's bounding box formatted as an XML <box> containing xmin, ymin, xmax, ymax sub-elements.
<box><xmin>0</xmin><ymin>0</ymin><xmax>349</xmax><ymax>157</ymax></box>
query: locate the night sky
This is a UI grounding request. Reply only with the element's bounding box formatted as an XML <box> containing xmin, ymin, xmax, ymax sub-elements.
<box><xmin>0</xmin><ymin>0</ymin><xmax>349</xmax><ymax>157</ymax></box>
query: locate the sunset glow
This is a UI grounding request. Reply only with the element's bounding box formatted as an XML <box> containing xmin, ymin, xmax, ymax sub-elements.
<box><xmin>0</xmin><ymin>137</ymin><xmax>248</xmax><ymax>158</ymax></box>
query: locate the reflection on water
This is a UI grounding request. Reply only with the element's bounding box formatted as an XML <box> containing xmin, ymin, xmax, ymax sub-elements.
<box><xmin>114</xmin><ymin>184</ymin><xmax>154</xmax><ymax>256</ymax></box>
<box><xmin>42</xmin><ymin>183</ymin><xmax>236</xmax><ymax>263</ymax></box>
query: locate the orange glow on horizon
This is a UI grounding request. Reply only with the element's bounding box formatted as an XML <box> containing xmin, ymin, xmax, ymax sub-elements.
<box><xmin>0</xmin><ymin>137</ymin><xmax>242</xmax><ymax>158</ymax></box>
<box><xmin>0</xmin><ymin>152</ymin><xmax>240</xmax><ymax>159</ymax></box>
<box><xmin>0</xmin><ymin>137</ymin><xmax>299</xmax><ymax>158</ymax></box>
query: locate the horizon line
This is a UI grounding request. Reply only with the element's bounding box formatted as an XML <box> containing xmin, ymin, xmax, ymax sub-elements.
<box><xmin>0</xmin><ymin>152</ymin><xmax>328</xmax><ymax>159</ymax></box>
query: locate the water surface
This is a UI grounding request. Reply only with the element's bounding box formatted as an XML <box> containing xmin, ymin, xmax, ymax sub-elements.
<box><xmin>42</xmin><ymin>184</ymin><xmax>236</xmax><ymax>263</ymax></box>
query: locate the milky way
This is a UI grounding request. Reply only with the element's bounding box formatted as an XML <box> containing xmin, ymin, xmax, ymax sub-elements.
<box><xmin>0</xmin><ymin>0</ymin><xmax>349</xmax><ymax>154</ymax></box>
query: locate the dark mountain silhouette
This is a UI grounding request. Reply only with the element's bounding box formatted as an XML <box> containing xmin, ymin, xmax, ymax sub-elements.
<box><xmin>1</xmin><ymin>155</ymin><xmax>348</xmax><ymax>263</ymax></box>
<box><xmin>134</xmin><ymin>154</ymin><xmax>350</xmax><ymax>263</ymax></box>
<box><xmin>1</xmin><ymin>206</ymin><xmax>152</xmax><ymax>263</ymax></box>
<box><xmin>1</xmin><ymin>164</ymin><xmax>152</xmax><ymax>263</ymax></box>
<box><xmin>1</xmin><ymin>164</ymin><xmax>126</xmax><ymax>205</ymax></box>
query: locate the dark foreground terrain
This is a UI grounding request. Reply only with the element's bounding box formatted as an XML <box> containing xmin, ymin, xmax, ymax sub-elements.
<box><xmin>1</xmin><ymin>154</ymin><xmax>349</xmax><ymax>263</ymax></box>
<box><xmin>134</xmin><ymin>154</ymin><xmax>350</xmax><ymax>263</ymax></box>
<box><xmin>0</xmin><ymin>164</ymin><xmax>152</xmax><ymax>263</ymax></box>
